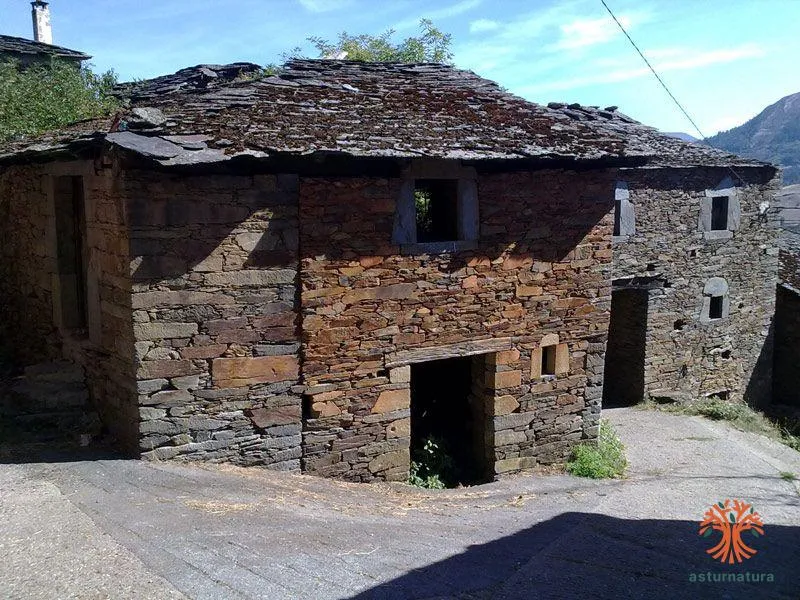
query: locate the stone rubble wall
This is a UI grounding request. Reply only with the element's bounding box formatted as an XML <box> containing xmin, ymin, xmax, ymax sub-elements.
<box><xmin>612</xmin><ymin>167</ymin><xmax>780</xmax><ymax>404</ymax></box>
<box><xmin>298</xmin><ymin>169</ymin><xmax>616</xmax><ymax>481</ymax></box>
<box><xmin>126</xmin><ymin>172</ymin><xmax>303</xmax><ymax>469</ymax></box>
<box><xmin>0</xmin><ymin>161</ymin><xmax>137</xmax><ymax>448</ymax></box>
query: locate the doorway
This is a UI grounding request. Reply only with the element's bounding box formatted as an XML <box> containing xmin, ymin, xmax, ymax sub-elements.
<box><xmin>410</xmin><ymin>356</ymin><xmax>487</xmax><ymax>486</ymax></box>
<box><xmin>603</xmin><ymin>288</ymin><xmax>648</xmax><ymax>407</ymax></box>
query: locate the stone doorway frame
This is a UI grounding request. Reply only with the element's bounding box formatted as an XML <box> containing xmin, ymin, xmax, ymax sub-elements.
<box><xmin>385</xmin><ymin>337</ymin><xmax>514</xmax><ymax>481</ymax></box>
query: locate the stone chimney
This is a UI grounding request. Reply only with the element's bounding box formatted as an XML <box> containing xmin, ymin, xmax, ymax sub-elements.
<box><xmin>31</xmin><ymin>1</ymin><xmax>53</xmax><ymax>45</ymax></box>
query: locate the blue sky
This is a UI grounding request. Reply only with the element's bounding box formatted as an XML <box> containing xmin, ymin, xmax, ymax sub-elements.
<box><xmin>2</xmin><ymin>0</ymin><xmax>798</xmax><ymax>135</ymax></box>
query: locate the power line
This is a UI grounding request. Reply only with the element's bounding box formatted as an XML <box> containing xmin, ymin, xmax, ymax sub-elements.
<box><xmin>600</xmin><ymin>0</ymin><xmax>750</xmax><ymax>185</ymax></box>
<box><xmin>600</xmin><ymin>0</ymin><xmax>707</xmax><ymax>141</ymax></box>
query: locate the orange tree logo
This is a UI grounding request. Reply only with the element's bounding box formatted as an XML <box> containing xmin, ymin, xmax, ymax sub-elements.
<box><xmin>699</xmin><ymin>499</ymin><xmax>765</xmax><ymax>564</ymax></box>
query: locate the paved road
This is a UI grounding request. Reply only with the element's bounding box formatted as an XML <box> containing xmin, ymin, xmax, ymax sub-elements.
<box><xmin>1</xmin><ymin>408</ymin><xmax>798</xmax><ymax>599</ymax></box>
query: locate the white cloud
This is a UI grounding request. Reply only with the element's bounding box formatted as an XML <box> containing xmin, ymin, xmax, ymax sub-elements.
<box><xmin>519</xmin><ymin>44</ymin><xmax>765</xmax><ymax>94</ymax></box>
<box><xmin>553</xmin><ymin>15</ymin><xmax>631</xmax><ymax>50</ymax></box>
<box><xmin>469</xmin><ymin>19</ymin><xmax>500</xmax><ymax>34</ymax></box>
<box><xmin>297</xmin><ymin>0</ymin><xmax>352</xmax><ymax>13</ymax></box>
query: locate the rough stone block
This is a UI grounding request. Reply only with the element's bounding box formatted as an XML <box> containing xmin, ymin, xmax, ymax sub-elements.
<box><xmin>245</xmin><ymin>406</ymin><xmax>301</xmax><ymax>429</ymax></box>
<box><xmin>204</xmin><ymin>269</ymin><xmax>296</xmax><ymax>287</ymax></box>
<box><xmin>493</xmin><ymin>394</ymin><xmax>520</xmax><ymax>416</ymax></box>
<box><xmin>371</xmin><ymin>389</ymin><xmax>410</xmax><ymax>413</ymax></box>
<box><xmin>516</xmin><ymin>285</ymin><xmax>543</xmax><ymax>298</ymax></box>
<box><xmin>494</xmin><ymin>456</ymin><xmax>537</xmax><ymax>474</ymax></box>
<box><xmin>212</xmin><ymin>356</ymin><xmax>299</xmax><ymax>388</ymax></box>
<box><xmin>491</xmin><ymin>370</ymin><xmax>522</xmax><ymax>389</ymax></box>
<box><xmin>311</xmin><ymin>401</ymin><xmax>341</xmax><ymax>418</ymax></box>
<box><xmin>368</xmin><ymin>449</ymin><xmax>410</xmax><ymax>474</ymax></box>
<box><xmin>342</xmin><ymin>283</ymin><xmax>416</xmax><ymax>305</ymax></box>
<box><xmin>386</xmin><ymin>418</ymin><xmax>411</xmax><ymax>438</ymax></box>
<box><xmin>137</xmin><ymin>360</ymin><xmax>199</xmax><ymax>380</ymax></box>
<box><xmin>389</xmin><ymin>365</ymin><xmax>411</xmax><ymax>384</ymax></box>
<box><xmin>133</xmin><ymin>322</ymin><xmax>198</xmax><ymax>341</ymax></box>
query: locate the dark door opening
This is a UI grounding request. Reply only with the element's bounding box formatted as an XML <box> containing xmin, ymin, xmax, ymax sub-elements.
<box><xmin>773</xmin><ymin>285</ymin><xmax>800</xmax><ymax>406</ymax></box>
<box><xmin>603</xmin><ymin>288</ymin><xmax>648</xmax><ymax>407</ymax></box>
<box><xmin>410</xmin><ymin>356</ymin><xmax>486</xmax><ymax>486</ymax></box>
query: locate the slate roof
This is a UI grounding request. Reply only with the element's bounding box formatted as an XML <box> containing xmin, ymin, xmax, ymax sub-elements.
<box><xmin>0</xmin><ymin>59</ymin><xmax>773</xmax><ymax>170</ymax></box>
<box><xmin>0</xmin><ymin>34</ymin><xmax>90</xmax><ymax>61</ymax></box>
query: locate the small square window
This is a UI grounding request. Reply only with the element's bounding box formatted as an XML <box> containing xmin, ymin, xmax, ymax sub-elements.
<box><xmin>709</xmin><ymin>295</ymin><xmax>724</xmax><ymax>319</ymax></box>
<box><xmin>415</xmin><ymin>179</ymin><xmax>459</xmax><ymax>243</ymax></box>
<box><xmin>711</xmin><ymin>196</ymin><xmax>729</xmax><ymax>231</ymax></box>
<box><xmin>541</xmin><ymin>345</ymin><xmax>557</xmax><ymax>376</ymax></box>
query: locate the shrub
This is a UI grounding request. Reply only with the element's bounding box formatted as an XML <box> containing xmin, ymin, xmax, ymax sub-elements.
<box><xmin>567</xmin><ymin>419</ymin><xmax>627</xmax><ymax>479</ymax></box>
<box><xmin>0</xmin><ymin>59</ymin><xmax>119</xmax><ymax>142</ymax></box>
<box><xmin>407</xmin><ymin>437</ymin><xmax>451</xmax><ymax>489</ymax></box>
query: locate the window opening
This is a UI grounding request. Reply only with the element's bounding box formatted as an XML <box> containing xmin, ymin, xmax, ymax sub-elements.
<box><xmin>711</xmin><ymin>196</ymin><xmax>729</xmax><ymax>231</ymax></box>
<box><xmin>415</xmin><ymin>179</ymin><xmax>459</xmax><ymax>243</ymax></box>
<box><xmin>541</xmin><ymin>345</ymin><xmax>556</xmax><ymax>376</ymax></box>
<box><xmin>709</xmin><ymin>295</ymin><xmax>724</xmax><ymax>319</ymax></box>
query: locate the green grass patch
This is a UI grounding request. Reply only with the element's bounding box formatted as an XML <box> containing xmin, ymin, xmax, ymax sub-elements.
<box><xmin>780</xmin><ymin>471</ymin><xmax>797</xmax><ymax>481</ymax></box>
<box><xmin>566</xmin><ymin>419</ymin><xmax>627</xmax><ymax>479</ymax></box>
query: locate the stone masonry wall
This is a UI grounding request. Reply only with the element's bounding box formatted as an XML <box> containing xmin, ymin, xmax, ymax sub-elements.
<box><xmin>299</xmin><ymin>168</ymin><xmax>617</xmax><ymax>482</ymax></box>
<box><xmin>126</xmin><ymin>171</ymin><xmax>302</xmax><ymax>468</ymax></box>
<box><xmin>0</xmin><ymin>160</ymin><xmax>137</xmax><ymax>448</ymax></box>
<box><xmin>612</xmin><ymin>167</ymin><xmax>780</xmax><ymax>405</ymax></box>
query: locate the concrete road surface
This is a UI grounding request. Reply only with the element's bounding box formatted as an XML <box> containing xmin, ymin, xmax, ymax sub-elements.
<box><xmin>1</xmin><ymin>407</ymin><xmax>798</xmax><ymax>599</ymax></box>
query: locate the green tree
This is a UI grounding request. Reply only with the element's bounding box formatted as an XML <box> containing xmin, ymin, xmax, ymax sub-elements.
<box><xmin>273</xmin><ymin>19</ymin><xmax>453</xmax><ymax>69</ymax></box>
<box><xmin>0</xmin><ymin>59</ymin><xmax>119</xmax><ymax>142</ymax></box>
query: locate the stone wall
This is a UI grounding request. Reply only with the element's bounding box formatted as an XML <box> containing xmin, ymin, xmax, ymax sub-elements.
<box><xmin>611</xmin><ymin>167</ymin><xmax>780</xmax><ymax>405</ymax></box>
<box><xmin>126</xmin><ymin>171</ymin><xmax>303</xmax><ymax>469</ymax></box>
<box><xmin>298</xmin><ymin>168</ymin><xmax>616</xmax><ymax>481</ymax></box>
<box><xmin>0</xmin><ymin>160</ymin><xmax>137</xmax><ymax>447</ymax></box>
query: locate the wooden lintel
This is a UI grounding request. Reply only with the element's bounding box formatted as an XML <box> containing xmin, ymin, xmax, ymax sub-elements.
<box><xmin>385</xmin><ymin>337</ymin><xmax>514</xmax><ymax>368</ymax></box>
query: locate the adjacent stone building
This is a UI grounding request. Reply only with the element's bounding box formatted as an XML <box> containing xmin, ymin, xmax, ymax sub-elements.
<box><xmin>596</xmin><ymin>118</ymin><xmax>781</xmax><ymax>406</ymax></box>
<box><xmin>0</xmin><ymin>60</ymin><xmax>780</xmax><ymax>481</ymax></box>
<box><xmin>0</xmin><ymin>2</ymin><xmax>90</xmax><ymax>68</ymax></box>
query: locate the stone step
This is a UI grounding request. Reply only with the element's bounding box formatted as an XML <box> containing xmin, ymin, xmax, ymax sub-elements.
<box><xmin>6</xmin><ymin>382</ymin><xmax>89</xmax><ymax>411</ymax></box>
<box><xmin>23</xmin><ymin>360</ymin><xmax>85</xmax><ymax>383</ymax></box>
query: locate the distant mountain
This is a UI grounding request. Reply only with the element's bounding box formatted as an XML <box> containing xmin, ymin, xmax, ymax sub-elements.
<box><xmin>704</xmin><ymin>92</ymin><xmax>800</xmax><ymax>184</ymax></box>
<box><xmin>662</xmin><ymin>132</ymin><xmax>698</xmax><ymax>142</ymax></box>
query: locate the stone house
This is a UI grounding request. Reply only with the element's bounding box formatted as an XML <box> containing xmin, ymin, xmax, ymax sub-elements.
<box><xmin>0</xmin><ymin>60</ymin><xmax>779</xmax><ymax>482</ymax></box>
<box><xmin>586</xmin><ymin>108</ymin><xmax>781</xmax><ymax>407</ymax></box>
<box><xmin>0</xmin><ymin>34</ymin><xmax>89</xmax><ymax>68</ymax></box>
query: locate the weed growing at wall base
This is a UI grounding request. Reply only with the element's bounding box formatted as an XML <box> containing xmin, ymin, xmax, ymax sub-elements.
<box><xmin>566</xmin><ymin>419</ymin><xmax>627</xmax><ymax>479</ymax></box>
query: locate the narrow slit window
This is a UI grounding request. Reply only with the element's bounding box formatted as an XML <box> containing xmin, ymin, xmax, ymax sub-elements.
<box><xmin>541</xmin><ymin>345</ymin><xmax>556</xmax><ymax>376</ymax></box>
<box><xmin>709</xmin><ymin>295</ymin><xmax>724</xmax><ymax>319</ymax></box>
<box><xmin>613</xmin><ymin>200</ymin><xmax>622</xmax><ymax>236</ymax></box>
<box><xmin>711</xmin><ymin>196</ymin><xmax>729</xmax><ymax>231</ymax></box>
<box><xmin>415</xmin><ymin>179</ymin><xmax>459</xmax><ymax>243</ymax></box>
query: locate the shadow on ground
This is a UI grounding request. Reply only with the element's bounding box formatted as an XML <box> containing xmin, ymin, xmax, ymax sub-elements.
<box><xmin>349</xmin><ymin>513</ymin><xmax>798</xmax><ymax>600</ymax></box>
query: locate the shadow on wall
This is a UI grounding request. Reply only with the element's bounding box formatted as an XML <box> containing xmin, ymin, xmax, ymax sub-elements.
<box><xmin>772</xmin><ymin>286</ymin><xmax>800</xmax><ymax>407</ymax></box>
<box><xmin>347</xmin><ymin>512</ymin><xmax>799</xmax><ymax>600</ymax></box>
<box><xmin>745</xmin><ymin>318</ymin><xmax>775</xmax><ymax>409</ymax></box>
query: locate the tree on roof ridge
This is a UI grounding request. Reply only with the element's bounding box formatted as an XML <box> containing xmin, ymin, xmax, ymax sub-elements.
<box><xmin>268</xmin><ymin>19</ymin><xmax>453</xmax><ymax>72</ymax></box>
